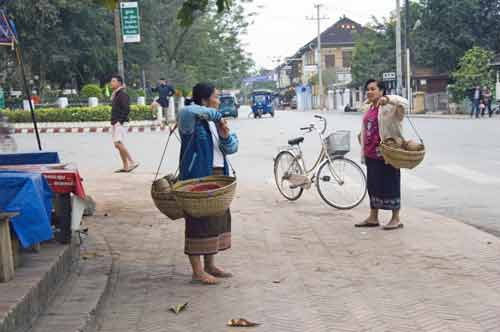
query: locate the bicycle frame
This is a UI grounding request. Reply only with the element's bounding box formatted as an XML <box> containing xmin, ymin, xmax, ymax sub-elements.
<box><xmin>282</xmin><ymin>123</ymin><xmax>345</xmax><ymax>186</ymax></box>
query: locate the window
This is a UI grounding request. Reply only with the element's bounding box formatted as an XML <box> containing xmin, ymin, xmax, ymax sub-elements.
<box><xmin>342</xmin><ymin>51</ymin><xmax>353</xmax><ymax>68</ymax></box>
<box><xmin>325</xmin><ymin>54</ymin><xmax>335</xmax><ymax>68</ymax></box>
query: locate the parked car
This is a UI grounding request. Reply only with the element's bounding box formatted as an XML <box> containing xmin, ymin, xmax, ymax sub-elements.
<box><xmin>219</xmin><ymin>95</ymin><xmax>239</xmax><ymax>118</ymax></box>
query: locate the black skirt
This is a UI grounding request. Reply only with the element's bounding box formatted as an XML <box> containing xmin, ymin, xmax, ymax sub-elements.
<box><xmin>365</xmin><ymin>157</ymin><xmax>401</xmax><ymax>210</ymax></box>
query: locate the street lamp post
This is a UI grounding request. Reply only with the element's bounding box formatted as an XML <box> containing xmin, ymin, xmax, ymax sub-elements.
<box><xmin>405</xmin><ymin>0</ymin><xmax>412</xmax><ymax>113</ymax></box>
<box><xmin>395</xmin><ymin>0</ymin><xmax>403</xmax><ymax>96</ymax></box>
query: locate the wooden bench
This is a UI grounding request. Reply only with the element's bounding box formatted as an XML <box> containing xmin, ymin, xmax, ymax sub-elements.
<box><xmin>0</xmin><ymin>212</ymin><xmax>19</xmax><ymax>282</ymax></box>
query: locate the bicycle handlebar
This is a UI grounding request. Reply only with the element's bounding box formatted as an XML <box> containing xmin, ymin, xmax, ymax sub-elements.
<box><xmin>313</xmin><ymin>115</ymin><xmax>327</xmax><ymax>135</ymax></box>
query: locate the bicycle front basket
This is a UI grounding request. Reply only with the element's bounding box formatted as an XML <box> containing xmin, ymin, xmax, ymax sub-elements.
<box><xmin>324</xmin><ymin>130</ymin><xmax>350</xmax><ymax>156</ymax></box>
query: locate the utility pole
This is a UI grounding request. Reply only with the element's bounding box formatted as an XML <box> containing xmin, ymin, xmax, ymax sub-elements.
<box><xmin>114</xmin><ymin>1</ymin><xmax>125</xmax><ymax>80</ymax></box>
<box><xmin>307</xmin><ymin>4</ymin><xmax>328</xmax><ymax>110</ymax></box>
<box><xmin>405</xmin><ymin>0</ymin><xmax>411</xmax><ymax>112</ymax></box>
<box><xmin>395</xmin><ymin>0</ymin><xmax>403</xmax><ymax>96</ymax></box>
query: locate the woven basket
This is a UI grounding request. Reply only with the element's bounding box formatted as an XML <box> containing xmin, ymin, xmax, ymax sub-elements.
<box><xmin>173</xmin><ymin>176</ymin><xmax>237</xmax><ymax>218</ymax></box>
<box><xmin>380</xmin><ymin>141</ymin><xmax>425</xmax><ymax>169</ymax></box>
<box><xmin>151</xmin><ymin>176</ymin><xmax>184</xmax><ymax>220</ymax></box>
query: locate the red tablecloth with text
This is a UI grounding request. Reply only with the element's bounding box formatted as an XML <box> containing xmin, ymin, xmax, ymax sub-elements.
<box><xmin>0</xmin><ymin>164</ymin><xmax>86</xmax><ymax>198</ymax></box>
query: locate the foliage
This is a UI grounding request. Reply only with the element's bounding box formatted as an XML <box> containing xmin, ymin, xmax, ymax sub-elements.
<box><xmin>450</xmin><ymin>47</ymin><xmax>495</xmax><ymax>102</ymax></box>
<box><xmin>3</xmin><ymin>0</ymin><xmax>253</xmax><ymax>103</ymax></box>
<box><xmin>4</xmin><ymin>105</ymin><xmax>152</xmax><ymax>123</ymax></box>
<box><xmin>351</xmin><ymin>25</ymin><xmax>395</xmax><ymax>88</ymax></box>
<box><xmin>308</xmin><ymin>69</ymin><xmax>338</xmax><ymax>91</ymax></box>
<box><xmin>95</xmin><ymin>0</ymin><xmax>232</xmax><ymax>27</ymax></box>
<box><xmin>177</xmin><ymin>0</ymin><xmax>232</xmax><ymax>27</ymax></box>
<box><xmin>81</xmin><ymin>84</ymin><xmax>103</xmax><ymax>99</ymax></box>
<box><xmin>413</xmin><ymin>0</ymin><xmax>500</xmax><ymax>72</ymax></box>
<box><xmin>5</xmin><ymin>0</ymin><xmax>116</xmax><ymax>93</ymax></box>
<box><xmin>350</xmin><ymin>0</ymin><xmax>500</xmax><ymax>91</ymax></box>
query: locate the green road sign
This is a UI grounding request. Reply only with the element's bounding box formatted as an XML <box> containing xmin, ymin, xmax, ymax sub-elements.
<box><xmin>120</xmin><ymin>2</ymin><xmax>141</xmax><ymax>43</ymax></box>
<box><xmin>0</xmin><ymin>88</ymin><xmax>5</xmax><ymax>109</ymax></box>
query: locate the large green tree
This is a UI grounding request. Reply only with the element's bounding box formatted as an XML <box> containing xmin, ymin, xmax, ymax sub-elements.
<box><xmin>5</xmin><ymin>0</ymin><xmax>115</xmax><ymax>93</ymax></box>
<box><xmin>2</xmin><ymin>0</ymin><xmax>254</xmax><ymax>100</ymax></box>
<box><xmin>413</xmin><ymin>0</ymin><xmax>500</xmax><ymax>72</ymax></box>
<box><xmin>450</xmin><ymin>47</ymin><xmax>495</xmax><ymax>101</ymax></box>
<box><xmin>350</xmin><ymin>19</ymin><xmax>396</xmax><ymax>88</ymax></box>
<box><xmin>95</xmin><ymin>0</ymin><xmax>233</xmax><ymax>26</ymax></box>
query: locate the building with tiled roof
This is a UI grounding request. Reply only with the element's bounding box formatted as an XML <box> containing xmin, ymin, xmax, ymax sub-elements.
<box><xmin>280</xmin><ymin>16</ymin><xmax>366</xmax><ymax>88</ymax></box>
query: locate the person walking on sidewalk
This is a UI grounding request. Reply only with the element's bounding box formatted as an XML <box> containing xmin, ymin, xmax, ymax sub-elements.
<box><xmin>469</xmin><ymin>85</ymin><xmax>482</xmax><ymax>118</ymax></box>
<box><xmin>178</xmin><ymin>82</ymin><xmax>238</xmax><ymax>285</ymax></box>
<box><xmin>110</xmin><ymin>75</ymin><xmax>139</xmax><ymax>173</ymax></box>
<box><xmin>152</xmin><ymin>78</ymin><xmax>175</xmax><ymax>120</ymax></box>
<box><xmin>356</xmin><ymin>79</ymin><xmax>408</xmax><ymax>230</ymax></box>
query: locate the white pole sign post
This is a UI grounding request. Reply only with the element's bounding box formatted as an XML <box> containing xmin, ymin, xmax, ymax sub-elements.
<box><xmin>120</xmin><ymin>2</ymin><xmax>141</xmax><ymax>43</ymax></box>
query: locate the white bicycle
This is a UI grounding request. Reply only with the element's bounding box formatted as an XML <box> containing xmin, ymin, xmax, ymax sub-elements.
<box><xmin>273</xmin><ymin>115</ymin><xmax>367</xmax><ymax>209</ymax></box>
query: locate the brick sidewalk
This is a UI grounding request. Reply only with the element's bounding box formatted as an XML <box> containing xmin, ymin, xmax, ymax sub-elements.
<box><xmin>84</xmin><ymin>172</ymin><xmax>500</xmax><ymax>332</ymax></box>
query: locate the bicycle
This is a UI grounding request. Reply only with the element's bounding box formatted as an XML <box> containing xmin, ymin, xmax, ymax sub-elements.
<box><xmin>273</xmin><ymin>115</ymin><xmax>367</xmax><ymax>209</ymax></box>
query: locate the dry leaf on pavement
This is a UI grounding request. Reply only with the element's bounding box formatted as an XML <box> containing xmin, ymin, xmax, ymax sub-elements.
<box><xmin>227</xmin><ymin>318</ymin><xmax>260</xmax><ymax>327</ymax></box>
<box><xmin>169</xmin><ymin>302</ymin><xmax>188</xmax><ymax>314</ymax></box>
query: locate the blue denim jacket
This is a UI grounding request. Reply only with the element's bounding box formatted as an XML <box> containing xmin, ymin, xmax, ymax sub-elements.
<box><xmin>178</xmin><ymin>104</ymin><xmax>238</xmax><ymax>180</ymax></box>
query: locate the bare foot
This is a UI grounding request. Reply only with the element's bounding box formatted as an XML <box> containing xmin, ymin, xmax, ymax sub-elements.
<box><xmin>205</xmin><ymin>266</ymin><xmax>233</xmax><ymax>278</ymax></box>
<box><xmin>192</xmin><ymin>272</ymin><xmax>218</xmax><ymax>285</ymax></box>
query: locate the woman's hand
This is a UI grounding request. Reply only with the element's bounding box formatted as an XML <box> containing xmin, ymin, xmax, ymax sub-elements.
<box><xmin>377</xmin><ymin>96</ymin><xmax>389</xmax><ymax>107</ymax></box>
<box><xmin>217</xmin><ymin>118</ymin><xmax>230</xmax><ymax>139</ymax></box>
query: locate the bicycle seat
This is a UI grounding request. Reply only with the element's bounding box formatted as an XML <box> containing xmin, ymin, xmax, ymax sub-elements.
<box><xmin>288</xmin><ymin>137</ymin><xmax>304</xmax><ymax>146</ymax></box>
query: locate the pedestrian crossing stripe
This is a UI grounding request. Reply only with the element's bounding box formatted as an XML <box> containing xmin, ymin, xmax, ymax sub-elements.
<box><xmin>402</xmin><ymin>171</ymin><xmax>439</xmax><ymax>191</ymax></box>
<box><xmin>435</xmin><ymin>164</ymin><xmax>500</xmax><ymax>185</ymax></box>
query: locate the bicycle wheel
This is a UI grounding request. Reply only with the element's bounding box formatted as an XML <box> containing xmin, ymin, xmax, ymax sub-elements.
<box><xmin>274</xmin><ymin>150</ymin><xmax>304</xmax><ymax>201</ymax></box>
<box><xmin>316</xmin><ymin>157</ymin><xmax>367</xmax><ymax>209</ymax></box>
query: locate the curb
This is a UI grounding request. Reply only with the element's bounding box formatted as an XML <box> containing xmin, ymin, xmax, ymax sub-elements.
<box><xmin>28</xmin><ymin>233</ymin><xmax>113</xmax><ymax>332</ymax></box>
<box><xmin>0</xmin><ymin>241</ymin><xmax>79</xmax><ymax>332</ymax></box>
<box><xmin>14</xmin><ymin>125</ymin><xmax>169</xmax><ymax>135</ymax></box>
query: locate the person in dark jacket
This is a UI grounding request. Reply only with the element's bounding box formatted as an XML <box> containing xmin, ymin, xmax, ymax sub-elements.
<box><xmin>152</xmin><ymin>78</ymin><xmax>175</xmax><ymax>118</ymax></box>
<box><xmin>110</xmin><ymin>75</ymin><xmax>139</xmax><ymax>173</ymax></box>
<box><xmin>469</xmin><ymin>85</ymin><xmax>482</xmax><ymax>118</ymax></box>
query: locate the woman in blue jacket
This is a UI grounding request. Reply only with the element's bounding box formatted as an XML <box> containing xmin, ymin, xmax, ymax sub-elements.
<box><xmin>178</xmin><ymin>83</ymin><xmax>238</xmax><ymax>285</ymax></box>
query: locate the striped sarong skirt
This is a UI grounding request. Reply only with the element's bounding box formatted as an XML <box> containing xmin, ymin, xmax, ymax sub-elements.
<box><xmin>184</xmin><ymin>168</ymin><xmax>232</xmax><ymax>256</ymax></box>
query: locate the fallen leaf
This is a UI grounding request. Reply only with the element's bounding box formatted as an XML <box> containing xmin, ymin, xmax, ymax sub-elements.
<box><xmin>169</xmin><ymin>302</ymin><xmax>188</xmax><ymax>314</ymax></box>
<box><xmin>273</xmin><ymin>277</ymin><xmax>286</xmax><ymax>284</ymax></box>
<box><xmin>81</xmin><ymin>252</ymin><xmax>99</xmax><ymax>260</ymax></box>
<box><xmin>227</xmin><ymin>318</ymin><xmax>260</xmax><ymax>327</ymax></box>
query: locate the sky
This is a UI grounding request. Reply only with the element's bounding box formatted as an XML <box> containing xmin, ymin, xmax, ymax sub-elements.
<box><xmin>242</xmin><ymin>0</ymin><xmax>397</xmax><ymax>69</ymax></box>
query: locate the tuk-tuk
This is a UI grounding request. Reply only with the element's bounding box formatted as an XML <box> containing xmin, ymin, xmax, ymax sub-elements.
<box><xmin>250</xmin><ymin>90</ymin><xmax>275</xmax><ymax>118</ymax></box>
<box><xmin>219</xmin><ymin>94</ymin><xmax>239</xmax><ymax>118</ymax></box>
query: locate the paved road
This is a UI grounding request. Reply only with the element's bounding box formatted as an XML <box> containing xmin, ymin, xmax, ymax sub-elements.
<box><xmin>82</xmin><ymin>172</ymin><xmax>500</xmax><ymax>332</ymax></box>
<box><xmin>15</xmin><ymin>110</ymin><xmax>500</xmax><ymax>236</ymax></box>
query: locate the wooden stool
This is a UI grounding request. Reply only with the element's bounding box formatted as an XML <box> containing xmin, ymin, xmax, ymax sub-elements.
<box><xmin>0</xmin><ymin>212</ymin><xmax>18</xmax><ymax>282</ymax></box>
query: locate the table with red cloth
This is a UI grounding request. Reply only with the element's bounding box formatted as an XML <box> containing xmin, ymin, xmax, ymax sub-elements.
<box><xmin>0</xmin><ymin>164</ymin><xmax>86</xmax><ymax>199</ymax></box>
<box><xmin>0</xmin><ymin>164</ymin><xmax>86</xmax><ymax>244</ymax></box>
